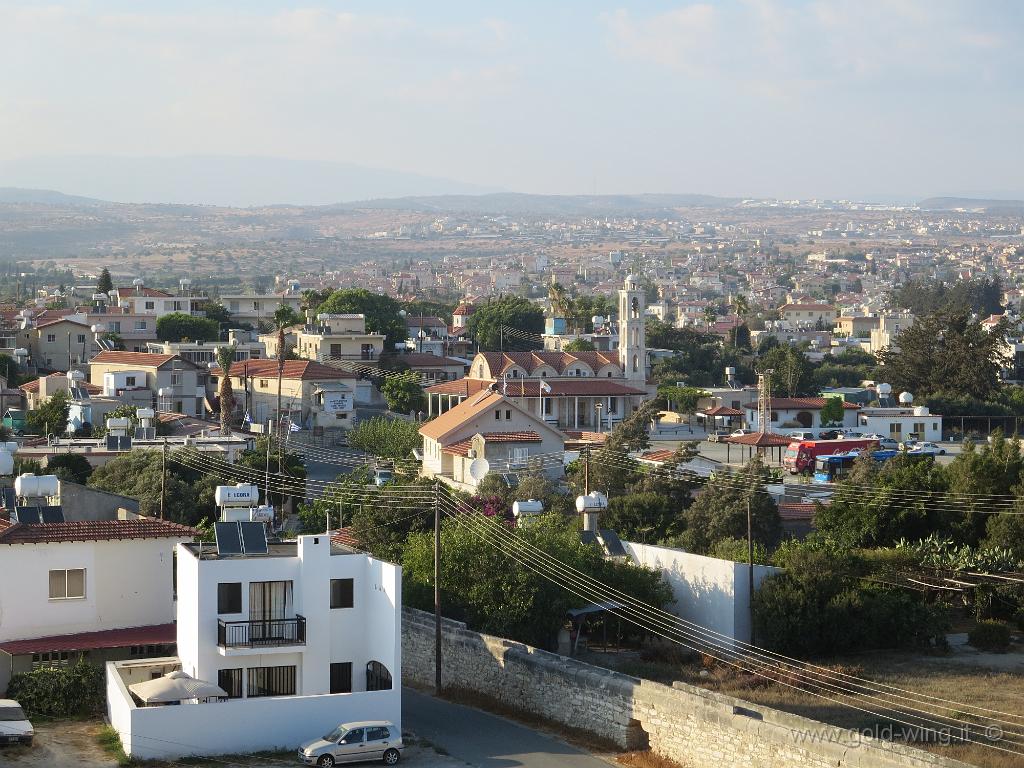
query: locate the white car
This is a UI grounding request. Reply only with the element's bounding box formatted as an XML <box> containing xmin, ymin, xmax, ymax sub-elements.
<box><xmin>730</xmin><ymin>428</ymin><xmax>753</xmax><ymax>437</ymax></box>
<box><xmin>299</xmin><ymin>721</ymin><xmax>402</xmax><ymax>766</ymax></box>
<box><xmin>909</xmin><ymin>441</ymin><xmax>946</xmax><ymax>456</ymax></box>
<box><xmin>0</xmin><ymin>699</ymin><xmax>33</xmax><ymax>747</ymax></box>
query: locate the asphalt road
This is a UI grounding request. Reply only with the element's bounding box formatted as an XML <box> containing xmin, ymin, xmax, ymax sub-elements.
<box><xmin>402</xmin><ymin>688</ymin><xmax>611</xmax><ymax>768</ymax></box>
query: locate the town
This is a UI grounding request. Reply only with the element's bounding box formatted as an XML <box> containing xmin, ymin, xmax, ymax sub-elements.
<box><xmin>1</xmin><ymin>2</ymin><xmax>1022</xmax><ymax>768</ymax></box>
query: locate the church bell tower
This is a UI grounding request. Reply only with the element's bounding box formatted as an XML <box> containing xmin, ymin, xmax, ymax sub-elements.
<box><xmin>619</xmin><ymin>274</ymin><xmax>647</xmax><ymax>383</ymax></box>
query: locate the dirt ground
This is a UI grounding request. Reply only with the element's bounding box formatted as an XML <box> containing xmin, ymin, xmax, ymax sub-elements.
<box><xmin>0</xmin><ymin>718</ymin><xmax>466</xmax><ymax>768</ymax></box>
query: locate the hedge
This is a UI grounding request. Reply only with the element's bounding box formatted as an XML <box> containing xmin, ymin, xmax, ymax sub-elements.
<box><xmin>6</xmin><ymin>660</ymin><xmax>105</xmax><ymax>717</ymax></box>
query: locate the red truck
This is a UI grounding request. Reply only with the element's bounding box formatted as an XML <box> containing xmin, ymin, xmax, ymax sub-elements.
<box><xmin>783</xmin><ymin>438</ymin><xmax>879</xmax><ymax>474</ymax></box>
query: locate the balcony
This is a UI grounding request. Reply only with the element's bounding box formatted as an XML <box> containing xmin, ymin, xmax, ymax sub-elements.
<box><xmin>217</xmin><ymin>615</ymin><xmax>306</xmax><ymax>651</ymax></box>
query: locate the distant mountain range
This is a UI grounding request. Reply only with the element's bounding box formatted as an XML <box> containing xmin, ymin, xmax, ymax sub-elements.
<box><xmin>333</xmin><ymin>192</ymin><xmax>739</xmax><ymax>215</ymax></box>
<box><xmin>0</xmin><ymin>155</ymin><xmax>500</xmax><ymax>207</ymax></box>
<box><xmin>917</xmin><ymin>196</ymin><xmax>1024</xmax><ymax>213</ymax></box>
<box><xmin>0</xmin><ymin>187</ymin><xmax>103</xmax><ymax>205</ymax></box>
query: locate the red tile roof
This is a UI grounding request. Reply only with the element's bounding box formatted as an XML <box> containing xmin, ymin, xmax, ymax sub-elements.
<box><xmin>221</xmin><ymin>359</ymin><xmax>356</xmax><ymax>381</ymax></box>
<box><xmin>0</xmin><ymin>623</ymin><xmax>176</xmax><ymax>656</ymax></box>
<box><xmin>330</xmin><ymin>527</ymin><xmax>360</xmax><ymax>549</ymax></box>
<box><xmin>639</xmin><ymin>449</ymin><xmax>677</xmax><ymax>463</ymax></box>
<box><xmin>426</xmin><ymin>378</ymin><xmax>647</xmax><ymax>398</ymax></box>
<box><xmin>20</xmin><ymin>374</ymin><xmax>101</xmax><ymax>395</ymax></box>
<box><xmin>778</xmin><ymin>502</ymin><xmax>819</xmax><ymax>521</ymax></box>
<box><xmin>702</xmin><ymin>405</ymin><xmax>743</xmax><ymax>416</ymax></box>
<box><xmin>0</xmin><ymin>518</ymin><xmax>197</xmax><ymax>545</ymax></box>
<box><xmin>441</xmin><ymin>437</ymin><xmax>473</xmax><ymax>456</ymax></box>
<box><xmin>479</xmin><ymin>350</ymin><xmax>620</xmax><ymax>376</ymax></box>
<box><xmin>441</xmin><ymin>431</ymin><xmax>543</xmax><ymax>456</ymax></box>
<box><xmin>35</xmin><ymin>317</ymin><xmax>91</xmax><ymax>330</ymax></box>
<box><xmin>723</xmin><ymin>431</ymin><xmax>792</xmax><ymax>447</ymax></box>
<box><xmin>91</xmin><ymin>350</ymin><xmax>181</xmax><ymax>368</ymax></box>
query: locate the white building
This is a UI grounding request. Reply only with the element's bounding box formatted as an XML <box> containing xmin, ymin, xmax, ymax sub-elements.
<box><xmin>0</xmin><ymin>515</ymin><xmax>195</xmax><ymax>693</ymax></box>
<box><xmin>742</xmin><ymin>397</ymin><xmax>860</xmax><ymax>432</ymax></box>
<box><xmin>857</xmin><ymin>402</ymin><xmax>942</xmax><ymax>442</ymax></box>
<box><xmin>107</xmin><ymin>534</ymin><xmax>401</xmax><ymax>760</ymax></box>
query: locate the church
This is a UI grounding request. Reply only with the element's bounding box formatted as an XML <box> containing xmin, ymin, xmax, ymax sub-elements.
<box><xmin>424</xmin><ymin>276</ymin><xmax>655</xmax><ymax>433</ymax></box>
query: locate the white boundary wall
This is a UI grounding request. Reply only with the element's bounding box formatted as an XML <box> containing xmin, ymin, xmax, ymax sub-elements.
<box><xmin>622</xmin><ymin>541</ymin><xmax>780</xmax><ymax>643</ymax></box>
<box><xmin>107</xmin><ymin>660</ymin><xmax>400</xmax><ymax>760</ymax></box>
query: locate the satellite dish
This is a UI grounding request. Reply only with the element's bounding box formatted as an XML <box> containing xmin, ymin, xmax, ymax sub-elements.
<box><xmin>468</xmin><ymin>458</ymin><xmax>491</xmax><ymax>482</ymax></box>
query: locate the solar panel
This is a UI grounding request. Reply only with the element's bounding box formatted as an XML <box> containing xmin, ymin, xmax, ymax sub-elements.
<box><xmin>40</xmin><ymin>506</ymin><xmax>65</xmax><ymax>523</ymax></box>
<box><xmin>134</xmin><ymin>427</ymin><xmax>156</xmax><ymax>440</ymax></box>
<box><xmin>598</xmin><ymin>529</ymin><xmax>626</xmax><ymax>557</ymax></box>
<box><xmin>2</xmin><ymin>487</ymin><xmax>16</xmax><ymax>511</ymax></box>
<box><xmin>239</xmin><ymin>521</ymin><xmax>269</xmax><ymax>555</ymax></box>
<box><xmin>214</xmin><ymin>521</ymin><xmax>243</xmax><ymax>555</ymax></box>
<box><xmin>15</xmin><ymin>506</ymin><xmax>41</xmax><ymax>524</ymax></box>
<box><xmin>579</xmin><ymin>530</ymin><xmax>598</xmax><ymax>546</ymax></box>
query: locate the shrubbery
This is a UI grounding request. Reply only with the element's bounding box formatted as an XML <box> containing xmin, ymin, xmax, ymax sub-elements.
<box><xmin>7</xmin><ymin>660</ymin><xmax>104</xmax><ymax>717</ymax></box>
<box><xmin>968</xmin><ymin>620</ymin><xmax>1012</xmax><ymax>652</ymax></box>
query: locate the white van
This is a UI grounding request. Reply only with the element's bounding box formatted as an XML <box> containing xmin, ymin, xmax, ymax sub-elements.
<box><xmin>0</xmin><ymin>700</ymin><xmax>33</xmax><ymax>746</ymax></box>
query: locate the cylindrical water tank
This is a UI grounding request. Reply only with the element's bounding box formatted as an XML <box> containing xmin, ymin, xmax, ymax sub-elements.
<box><xmin>725</xmin><ymin>366</ymin><xmax>737</xmax><ymax>376</ymax></box>
<box><xmin>877</xmin><ymin>383</ymin><xmax>892</xmax><ymax>395</ymax></box>
<box><xmin>106</xmin><ymin>417</ymin><xmax>131</xmax><ymax>431</ymax></box>
<box><xmin>215</xmin><ymin>484</ymin><xmax>260</xmax><ymax>506</ymax></box>
<box><xmin>592</xmin><ymin>315</ymin><xmax>605</xmax><ymax>327</ymax></box>
<box><xmin>899</xmin><ymin>391</ymin><xmax>914</xmax><ymax>405</ymax></box>
<box><xmin>158</xmin><ymin>388</ymin><xmax>173</xmax><ymax>397</ymax></box>
<box><xmin>913</xmin><ymin>406</ymin><xmax>929</xmax><ymax>416</ymax></box>
<box><xmin>575</xmin><ymin>491</ymin><xmax>609</xmax><ymax>513</ymax></box>
<box><xmin>66</xmin><ymin>370</ymin><xmax>85</xmax><ymax>382</ymax></box>
<box><xmin>0</xmin><ymin>451</ymin><xmax>13</xmax><ymax>476</ymax></box>
<box><xmin>136</xmin><ymin>408</ymin><xmax>155</xmax><ymax>420</ymax></box>
<box><xmin>15</xmin><ymin>473</ymin><xmax>59</xmax><ymax>498</ymax></box>
<box><xmin>512</xmin><ymin>499</ymin><xmax>544</xmax><ymax>517</ymax></box>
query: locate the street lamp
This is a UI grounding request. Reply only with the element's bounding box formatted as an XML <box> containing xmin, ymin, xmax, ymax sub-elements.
<box><xmin>594</xmin><ymin>400</ymin><xmax>604</xmax><ymax>434</ymax></box>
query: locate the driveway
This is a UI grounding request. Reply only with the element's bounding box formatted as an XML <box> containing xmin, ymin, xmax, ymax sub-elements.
<box><xmin>403</xmin><ymin>687</ymin><xmax>612</xmax><ymax>768</ymax></box>
<box><xmin>1</xmin><ymin>719</ymin><xmax>116</xmax><ymax>768</ymax></box>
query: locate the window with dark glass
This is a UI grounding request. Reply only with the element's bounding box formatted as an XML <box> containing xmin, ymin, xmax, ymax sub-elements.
<box><xmin>218</xmin><ymin>668</ymin><xmax>242</xmax><ymax>698</ymax></box>
<box><xmin>330</xmin><ymin>578</ymin><xmax>354</xmax><ymax>609</ymax></box>
<box><xmin>330</xmin><ymin>662</ymin><xmax>352</xmax><ymax>694</ymax></box>
<box><xmin>217</xmin><ymin>582</ymin><xmax>242</xmax><ymax>614</ymax></box>
<box><xmin>246</xmin><ymin>665</ymin><xmax>296</xmax><ymax>697</ymax></box>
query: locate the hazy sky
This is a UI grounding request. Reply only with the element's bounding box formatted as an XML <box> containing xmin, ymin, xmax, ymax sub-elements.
<box><xmin>1</xmin><ymin>0</ymin><xmax>1022</xmax><ymax>200</ymax></box>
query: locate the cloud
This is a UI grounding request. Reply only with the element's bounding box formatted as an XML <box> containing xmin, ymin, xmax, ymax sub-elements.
<box><xmin>600</xmin><ymin>5</ymin><xmax>717</xmax><ymax>74</ymax></box>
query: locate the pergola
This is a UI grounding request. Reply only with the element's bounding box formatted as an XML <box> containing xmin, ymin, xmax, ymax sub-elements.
<box><xmin>697</xmin><ymin>405</ymin><xmax>743</xmax><ymax>430</ymax></box>
<box><xmin>722</xmin><ymin>430</ymin><xmax>791</xmax><ymax>464</ymax></box>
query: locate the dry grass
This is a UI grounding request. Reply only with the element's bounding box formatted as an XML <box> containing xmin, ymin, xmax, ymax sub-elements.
<box><xmin>592</xmin><ymin>648</ymin><xmax>1024</xmax><ymax>768</ymax></box>
<box><xmin>617</xmin><ymin>750</ymin><xmax>689</xmax><ymax>768</ymax></box>
<box><xmin>439</xmin><ymin>686</ymin><xmax>623</xmax><ymax>755</ymax></box>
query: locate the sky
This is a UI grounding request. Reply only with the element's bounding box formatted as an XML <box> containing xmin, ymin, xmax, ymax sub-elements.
<box><xmin>1</xmin><ymin>0</ymin><xmax>1022</xmax><ymax>202</ymax></box>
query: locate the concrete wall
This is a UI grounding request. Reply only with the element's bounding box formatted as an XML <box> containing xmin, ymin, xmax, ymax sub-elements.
<box><xmin>107</xmin><ymin>659</ymin><xmax>400</xmax><ymax>760</ymax></box>
<box><xmin>622</xmin><ymin>542</ymin><xmax>780</xmax><ymax>644</ymax></box>
<box><xmin>402</xmin><ymin>608</ymin><xmax>971</xmax><ymax>768</ymax></box>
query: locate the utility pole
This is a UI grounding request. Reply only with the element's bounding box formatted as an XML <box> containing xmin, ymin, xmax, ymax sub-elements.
<box><xmin>264</xmin><ymin>420</ymin><xmax>272</xmax><ymax>505</ymax></box>
<box><xmin>160</xmin><ymin>438</ymin><xmax>168</xmax><ymax>520</ymax></box>
<box><xmin>583</xmin><ymin>444</ymin><xmax>590</xmax><ymax>496</ymax></box>
<box><xmin>747</xmin><ymin>495</ymin><xmax>755</xmax><ymax>645</ymax></box>
<box><xmin>434</xmin><ymin>481</ymin><xmax>442</xmax><ymax>694</ymax></box>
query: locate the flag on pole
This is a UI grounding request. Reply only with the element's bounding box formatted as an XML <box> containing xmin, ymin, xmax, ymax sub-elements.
<box><xmin>539</xmin><ymin>380</ymin><xmax>552</xmax><ymax>394</ymax></box>
<box><xmin>243</xmin><ymin>410</ymin><xmax>251</xmax><ymax>426</ymax></box>
<box><xmin>289</xmin><ymin>420</ymin><xmax>301</xmax><ymax>433</ymax></box>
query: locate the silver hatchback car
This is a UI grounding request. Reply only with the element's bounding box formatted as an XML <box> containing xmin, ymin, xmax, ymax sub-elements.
<box><xmin>299</xmin><ymin>721</ymin><xmax>403</xmax><ymax>767</ymax></box>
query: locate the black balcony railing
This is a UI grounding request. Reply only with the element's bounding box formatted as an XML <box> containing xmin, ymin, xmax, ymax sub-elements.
<box><xmin>217</xmin><ymin>615</ymin><xmax>306</xmax><ymax>649</ymax></box>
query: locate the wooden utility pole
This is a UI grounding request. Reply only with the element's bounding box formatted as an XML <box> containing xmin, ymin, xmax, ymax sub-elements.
<box><xmin>583</xmin><ymin>445</ymin><xmax>590</xmax><ymax>496</ymax></box>
<box><xmin>747</xmin><ymin>495</ymin><xmax>755</xmax><ymax>645</ymax></box>
<box><xmin>434</xmin><ymin>482</ymin><xmax>442</xmax><ymax>694</ymax></box>
<box><xmin>160</xmin><ymin>438</ymin><xmax>168</xmax><ymax>520</ymax></box>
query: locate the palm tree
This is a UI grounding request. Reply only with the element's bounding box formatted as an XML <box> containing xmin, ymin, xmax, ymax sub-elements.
<box><xmin>548</xmin><ymin>282</ymin><xmax>575</xmax><ymax>331</ymax></box>
<box><xmin>215</xmin><ymin>344</ymin><xmax>237</xmax><ymax>436</ymax></box>
<box><xmin>272</xmin><ymin>306</ymin><xmax>301</xmax><ymax>434</ymax></box>
<box><xmin>732</xmin><ymin>294</ymin><xmax>750</xmax><ymax>321</ymax></box>
<box><xmin>703</xmin><ymin>305</ymin><xmax>717</xmax><ymax>332</ymax></box>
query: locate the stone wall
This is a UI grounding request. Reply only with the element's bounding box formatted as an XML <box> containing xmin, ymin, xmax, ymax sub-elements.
<box><xmin>403</xmin><ymin>608</ymin><xmax>972</xmax><ymax>768</ymax></box>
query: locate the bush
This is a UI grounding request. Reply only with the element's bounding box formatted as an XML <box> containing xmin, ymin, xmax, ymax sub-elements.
<box><xmin>7</xmin><ymin>660</ymin><xmax>104</xmax><ymax>717</ymax></box>
<box><xmin>1015</xmin><ymin>608</ymin><xmax>1024</xmax><ymax>632</ymax></box>
<box><xmin>708</xmin><ymin>536</ymin><xmax>770</xmax><ymax>565</ymax></box>
<box><xmin>968</xmin><ymin>620</ymin><xmax>1013</xmax><ymax>652</ymax></box>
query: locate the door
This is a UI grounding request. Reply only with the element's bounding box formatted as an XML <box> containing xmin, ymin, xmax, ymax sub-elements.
<box><xmin>249</xmin><ymin>581</ymin><xmax>292</xmax><ymax>643</ymax></box>
<box><xmin>332</xmin><ymin>728</ymin><xmax>366</xmax><ymax>763</ymax></box>
<box><xmin>364</xmin><ymin>726</ymin><xmax>392</xmax><ymax>761</ymax></box>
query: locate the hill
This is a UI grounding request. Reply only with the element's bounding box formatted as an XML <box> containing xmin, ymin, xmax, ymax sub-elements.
<box><xmin>918</xmin><ymin>196</ymin><xmax>1024</xmax><ymax>213</ymax></box>
<box><xmin>336</xmin><ymin>192</ymin><xmax>739</xmax><ymax>215</ymax></box>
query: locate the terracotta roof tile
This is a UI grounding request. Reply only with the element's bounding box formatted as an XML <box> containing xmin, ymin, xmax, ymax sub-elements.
<box><xmin>478</xmin><ymin>431</ymin><xmax>542</xmax><ymax>442</ymax></box>
<box><xmin>441</xmin><ymin>437</ymin><xmax>474</xmax><ymax>456</ymax></box>
<box><xmin>0</xmin><ymin>518</ymin><xmax>197</xmax><ymax>545</ymax></box>
<box><xmin>419</xmin><ymin>390</ymin><xmax>505</xmax><ymax>441</ymax></box>
<box><xmin>91</xmin><ymin>350</ymin><xmax>182</xmax><ymax>368</ymax></box>
<box><xmin>221</xmin><ymin>359</ymin><xmax>356</xmax><ymax>381</ymax></box>
<box><xmin>723</xmin><ymin>431</ymin><xmax>792</xmax><ymax>447</ymax></box>
<box><xmin>744</xmin><ymin>398</ymin><xmax>860</xmax><ymax>410</ymax></box>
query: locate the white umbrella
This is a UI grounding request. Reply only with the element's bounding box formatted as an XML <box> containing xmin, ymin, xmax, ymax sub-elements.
<box><xmin>129</xmin><ymin>670</ymin><xmax>228</xmax><ymax>704</ymax></box>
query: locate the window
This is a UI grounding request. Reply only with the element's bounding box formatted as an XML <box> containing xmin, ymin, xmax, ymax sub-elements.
<box><xmin>112</xmin><ymin>321</ymin><xmax>121</xmax><ymax>333</ymax></box>
<box><xmin>505</xmin><ymin>409</ymin><xmax>511</xmax><ymax>420</ymax></box>
<box><xmin>125</xmin><ymin>376</ymin><xmax>137</xmax><ymax>386</ymax></box>
<box><xmin>76</xmin><ymin>334</ymin><xmax>86</xmax><ymax>344</ymax></box>
<box><xmin>330</xmin><ymin>344</ymin><xmax>342</xmax><ymax>356</ymax></box>
<box><xmin>494</xmin><ymin>409</ymin><xmax>501</xmax><ymax>420</ymax></box>
<box><xmin>49</xmin><ymin>569</ymin><xmax>85</xmax><ymax>599</ymax></box>
<box><xmin>544</xmin><ymin>398</ymin><xmax>552</xmax><ymax>415</ymax></box>
<box><xmin>330</xmin><ymin>578</ymin><xmax>354</xmax><ymax>609</ymax></box>
<box><xmin>366</xmin><ymin>661</ymin><xmax>392</xmax><ymax>691</ymax></box>
<box><xmin>366</xmin><ymin>726</ymin><xmax>391</xmax><ymax>741</ymax></box>
<box><xmin>134</xmin><ymin>320</ymin><xmax>147</xmax><ymax>330</ymax></box>
<box><xmin>145</xmin><ymin>301</ymin><xmax>155</xmax><ymax>310</ymax></box>
<box><xmin>260</xmin><ymin>379</ymin><xmax>269</xmax><ymax>388</ymax></box>
<box><xmin>218</xmin><ymin>668</ymin><xmax>243</xmax><ymax>698</ymax></box>
<box><xmin>46</xmin><ymin>334</ymin><xmax>56</xmax><ymax>343</ymax></box>
<box><xmin>330</xmin><ymin>662</ymin><xmax>352</xmax><ymax>694</ymax></box>
<box><xmin>217</xmin><ymin>582</ymin><xmax>242</xmax><ymax>614</ymax></box>
<box><xmin>889</xmin><ymin>423</ymin><xmax>902</xmax><ymax>438</ymax></box>
<box><xmin>246</xmin><ymin>665</ymin><xmax>296</xmax><ymax>697</ymax></box>
<box><xmin>171</xmin><ymin>373</ymin><xmax>182</xmax><ymax>386</ymax></box>
<box><xmin>32</xmin><ymin>651</ymin><xmax>71</xmax><ymax>669</ymax></box>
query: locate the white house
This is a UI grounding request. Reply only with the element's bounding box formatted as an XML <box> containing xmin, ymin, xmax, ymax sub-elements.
<box><xmin>107</xmin><ymin>533</ymin><xmax>401</xmax><ymax>760</ymax></box>
<box><xmin>857</xmin><ymin>404</ymin><xmax>943</xmax><ymax>442</ymax></box>
<box><xmin>0</xmin><ymin>515</ymin><xmax>195</xmax><ymax>693</ymax></box>
<box><xmin>743</xmin><ymin>397</ymin><xmax>860</xmax><ymax>433</ymax></box>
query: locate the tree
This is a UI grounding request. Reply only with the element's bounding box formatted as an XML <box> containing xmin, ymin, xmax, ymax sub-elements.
<box><xmin>877</xmin><ymin>309</ymin><xmax>1008</xmax><ymax>401</ymax></box>
<box><xmin>548</xmin><ymin>283</ymin><xmax>574</xmax><ymax>328</ymax></box>
<box><xmin>603</xmin><ymin>492</ymin><xmax>679</xmax><ymax>543</ymax></box>
<box><xmin>563</xmin><ymin>338</ymin><xmax>596</xmax><ymax>352</ymax></box>
<box><xmin>347</xmin><ymin>416</ymin><xmax>421</xmax><ymax>460</ymax></box>
<box><xmin>215</xmin><ymin>345</ymin><xmax>236</xmax><ymax>436</ymax></box>
<box><xmin>674</xmin><ymin>458</ymin><xmax>781</xmax><ymax>554</ymax></box>
<box><xmin>203</xmin><ymin>302</ymin><xmax>232</xmax><ymax>327</ymax></box>
<box><xmin>658</xmin><ymin>385</ymin><xmax>706</xmax><ymax>430</ymax></box>
<box><xmin>758</xmin><ymin>345</ymin><xmax>814</xmax><ymax>397</ymax></box>
<box><xmin>731</xmin><ymin>294</ymin><xmax>750</xmax><ymax>320</ymax></box>
<box><xmin>466</xmin><ymin>295</ymin><xmax>544</xmax><ymax>351</ymax></box>
<box><xmin>819</xmin><ymin>396</ymin><xmax>844</xmax><ymax>426</ymax></box>
<box><xmin>27</xmin><ymin>390</ymin><xmax>69</xmax><ymax>435</ymax></box>
<box><xmin>96</xmin><ymin>268</ymin><xmax>113</xmax><ymax>295</ymax></box>
<box><xmin>943</xmin><ymin>434</ymin><xmax>1024</xmax><ymax>545</ymax></box>
<box><xmin>381</xmin><ymin>377</ymin><xmax>426</xmax><ymax>415</ymax></box>
<box><xmin>156</xmin><ymin>313</ymin><xmax>220</xmax><ymax>343</ymax></box>
<box><xmin>46</xmin><ymin>453</ymin><xmax>93</xmax><ymax>485</ymax></box>
<box><xmin>402</xmin><ymin>513</ymin><xmax>671</xmax><ymax>649</ymax></box>
<box><xmin>703</xmin><ymin>305</ymin><xmax>717</xmax><ymax>331</ymax></box>
<box><xmin>317</xmin><ymin>289</ymin><xmax>405</xmax><ymax>352</ymax></box>
<box><xmin>87</xmin><ymin>450</ymin><xmax>211</xmax><ymax>525</ymax></box>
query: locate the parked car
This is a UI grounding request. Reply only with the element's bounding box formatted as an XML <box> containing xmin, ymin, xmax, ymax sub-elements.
<box><xmin>299</xmin><ymin>721</ymin><xmax>402</xmax><ymax>766</ymax></box>
<box><xmin>818</xmin><ymin>430</ymin><xmax>844</xmax><ymax>440</ymax></box>
<box><xmin>372</xmin><ymin>467</ymin><xmax>394</xmax><ymax>486</ymax></box>
<box><xmin>876</xmin><ymin>438</ymin><xmax>899</xmax><ymax>451</ymax></box>
<box><xmin>706</xmin><ymin>429</ymin><xmax>731</xmax><ymax>442</ymax></box>
<box><xmin>0</xmin><ymin>699</ymin><xmax>33</xmax><ymax>746</ymax></box>
<box><xmin>786</xmin><ymin>430</ymin><xmax>814</xmax><ymax>440</ymax></box>
<box><xmin>730</xmin><ymin>428</ymin><xmax>753</xmax><ymax>437</ymax></box>
<box><xmin>907</xmin><ymin>441</ymin><xmax>946</xmax><ymax>456</ymax></box>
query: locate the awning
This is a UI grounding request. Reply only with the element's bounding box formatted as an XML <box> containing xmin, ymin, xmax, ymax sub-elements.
<box><xmin>0</xmin><ymin>623</ymin><xmax>175</xmax><ymax>656</ymax></box>
<box><xmin>129</xmin><ymin>670</ymin><xmax>227</xmax><ymax>703</ymax></box>
<box><xmin>567</xmin><ymin>601</ymin><xmax>624</xmax><ymax>619</ymax></box>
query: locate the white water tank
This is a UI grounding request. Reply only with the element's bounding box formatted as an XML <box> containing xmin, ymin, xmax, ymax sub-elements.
<box><xmin>215</xmin><ymin>484</ymin><xmax>260</xmax><ymax>507</ymax></box>
<box><xmin>575</xmin><ymin>491</ymin><xmax>609</xmax><ymax>513</ymax></box>
<box><xmin>0</xmin><ymin>450</ymin><xmax>13</xmax><ymax>476</ymax></box>
<box><xmin>512</xmin><ymin>499</ymin><xmax>544</xmax><ymax>518</ymax></box>
<box><xmin>899</xmin><ymin>391</ymin><xmax>914</xmax><ymax>405</ymax></box>
<box><xmin>15</xmin><ymin>473</ymin><xmax>59</xmax><ymax>498</ymax></box>
<box><xmin>877</xmin><ymin>383</ymin><xmax>893</xmax><ymax>396</ymax></box>
<box><xmin>106</xmin><ymin>417</ymin><xmax>131</xmax><ymax>432</ymax></box>
<box><xmin>913</xmin><ymin>406</ymin><xmax>929</xmax><ymax>416</ymax></box>
<box><xmin>66</xmin><ymin>370</ymin><xmax>85</xmax><ymax>383</ymax></box>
